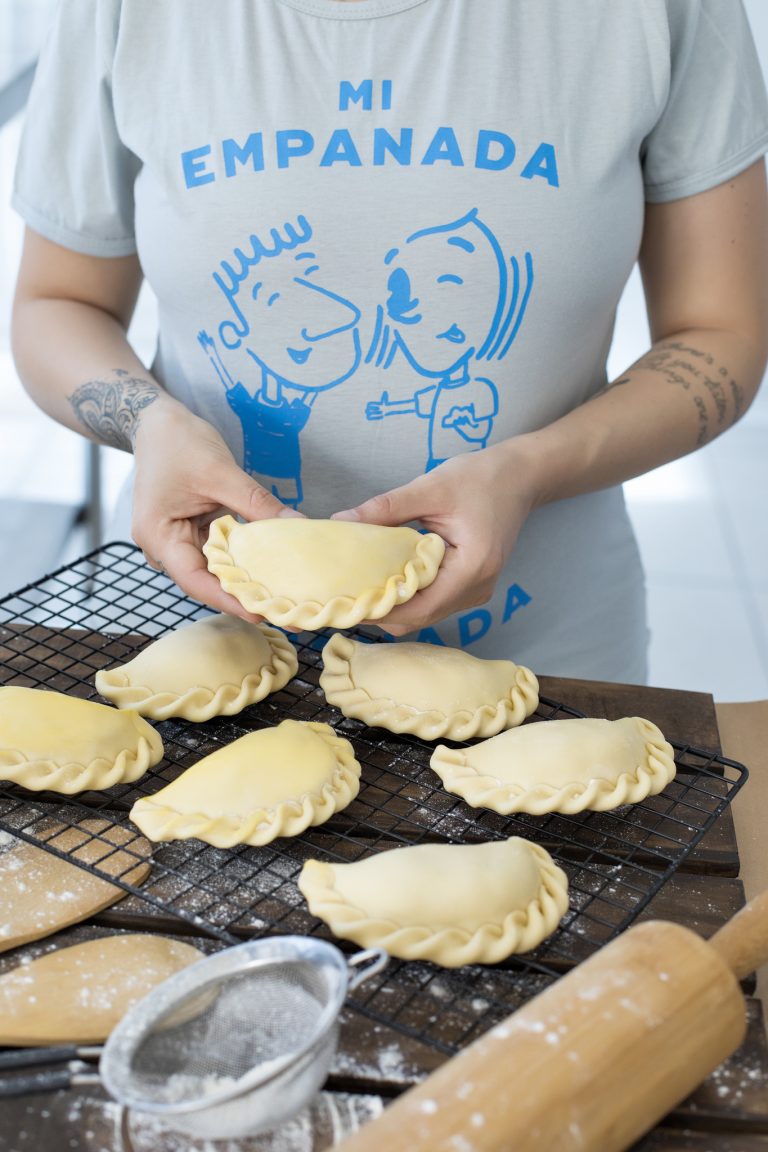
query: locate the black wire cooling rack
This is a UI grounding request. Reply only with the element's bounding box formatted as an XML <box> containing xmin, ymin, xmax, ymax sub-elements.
<box><xmin>0</xmin><ymin>542</ymin><xmax>749</xmax><ymax>1058</ymax></box>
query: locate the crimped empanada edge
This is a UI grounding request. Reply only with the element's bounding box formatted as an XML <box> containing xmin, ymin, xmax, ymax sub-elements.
<box><xmin>203</xmin><ymin>518</ymin><xmax>445</xmax><ymax>628</ymax></box>
<box><xmin>430</xmin><ymin>717</ymin><xmax>677</xmax><ymax>815</ymax></box>
<box><xmin>0</xmin><ymin>727</ymin><xmax>163</xmax><ymax>795</ymax></box>
<box><xmin>129</xmin><ymin>721</ymin><xmax>361</xmax><ymax>846</ymax></box>
<box><xmin>95</xmin><ymin>624</ymin><xmax>298</xmax><ymax>720</ymax></box>
<box><xmin>320</xmin><ymin>633</ymin><xmax>539</xmax><ymax>740</ymax></box>
<box><xmin>298</xmin><ymin>839</ymin><xmax>569</xmax><ymax>966</ymax></box>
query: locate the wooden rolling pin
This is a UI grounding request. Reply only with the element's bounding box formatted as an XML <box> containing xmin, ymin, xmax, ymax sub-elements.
<box><xmin>336</xmin><ymin>890</ymin><xmax>768</xmax><ymax>1152</ymax></box>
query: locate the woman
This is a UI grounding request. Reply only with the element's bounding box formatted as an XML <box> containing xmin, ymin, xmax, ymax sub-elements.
<box><xmin>11</xmin><ymin>0</ymin><xmax>768</xmax><ymax>680</ymax></box>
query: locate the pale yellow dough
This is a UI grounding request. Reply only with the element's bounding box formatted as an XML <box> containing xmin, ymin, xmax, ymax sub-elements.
<box><xmin>320</xmin><ymin>633</ymin><xmax>539</xmax><ymax>740</ymax></box>
<box><xmin>299</xmin><ymin>837</ymin><xmax>569</xmax><ymax>966</ymax></box>
<box><xmin>430</xmin><ymin>716</ymin><xmax>676</xmax><ymax>815</ymax></box>
<box><xmin>130</xmin><ymin>719</ymin><xmax>361</xmax><ymax>847</ymax></box>
<box><xmin>203</xmin><ymin>515</ymin><xmax>445</xmax><ymax>629</ymax></box>
<box><xmin>0</xmin><ymin>686</ymin><xmax>163</xmax><ymax>794</ymax></box>
<box><xmin>94</xmin><ymin>614</ymin><xmax>298</xmax><ymax>721</ymax></box>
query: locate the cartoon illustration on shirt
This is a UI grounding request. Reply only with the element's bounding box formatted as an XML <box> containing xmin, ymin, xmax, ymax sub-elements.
<box><xmin>364</xmin><ymin>208</ymin><xmax>533</xmax><ymax>470</ymax></box>
<box><xmin>199</xmin><ymin>215</ymin><xmax>361</xmax><ymax>507</ymax></box>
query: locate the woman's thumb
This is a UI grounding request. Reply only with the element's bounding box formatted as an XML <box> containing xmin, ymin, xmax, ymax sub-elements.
<box><xmin>332</xmin><ymin>482</ymin><xmax>421</xmax><ymax>528</ymax></box>
<box><xmin>214</xmin><ymin>468</ymin><xmax>303</xmax><ymax>522</ymax></box>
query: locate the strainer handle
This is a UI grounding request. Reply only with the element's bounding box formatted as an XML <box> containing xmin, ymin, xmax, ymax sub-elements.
<box><xmin>0</xmin><ymin>1045</ymin><xmax>100</xmax><ymax>1071</ymax></box>
<box><xmin>0</xmin><ymin>1066</ymin><xmax>100</xmax><ymax>1098</ymax></box>
<box><xmin>346</xmin><ymin>948</ymin><xmax>388</xmax><ymax>990</ymax></box>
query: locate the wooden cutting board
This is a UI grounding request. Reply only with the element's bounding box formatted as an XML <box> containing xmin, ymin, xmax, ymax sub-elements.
<box><xmin>0</xmin><ymin>818</ymin><xmax>152</xmax><ymax>953</ymax></box>
<box><xmin>0</xmin><ymin>933</ymin><xmax>203</xmax><ymax>1045</ymax></box>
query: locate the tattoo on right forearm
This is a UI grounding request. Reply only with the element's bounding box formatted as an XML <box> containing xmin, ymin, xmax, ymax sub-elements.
<box><xmin>644</xmin><ymin>341</ymin><xmax>745</xmax><ymax>446</ymax></box>
<box><xmin>69</xmin><ymin>371</ymin><xmax>161</xmax><ymax>452</ymax></box>
<box><xmin>594</xmin><ymin>341</ymin><xmax>747</xmax><ymax>449</ymax></box>
<box><xmin>594</xmin><ymin>375</ymin><xmax>631</xmax><ymax>398</ymax></box>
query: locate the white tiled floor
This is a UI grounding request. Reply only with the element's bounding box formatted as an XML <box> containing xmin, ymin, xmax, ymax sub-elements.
<box><xmin>2</xmin><ymin>116</ymin><xmax>767</xmax><ymax>701</ymax></box>
<box><xmin>626</xmin><ymin>435</ymin><xmax>768</xmax><ymax>699</ymax></box>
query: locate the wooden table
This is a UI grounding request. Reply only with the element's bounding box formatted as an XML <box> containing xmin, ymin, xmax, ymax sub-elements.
<box><xmin>0</xmin><ymin>623</ymin><xmax>766</xmax><ymax>1152</ymax></box>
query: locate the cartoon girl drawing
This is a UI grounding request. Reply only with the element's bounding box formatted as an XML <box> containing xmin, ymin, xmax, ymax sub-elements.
<box><xmin>365</xmin><ymin>208</ymin><xmax>533</xmax><ymax>471</ymax></box>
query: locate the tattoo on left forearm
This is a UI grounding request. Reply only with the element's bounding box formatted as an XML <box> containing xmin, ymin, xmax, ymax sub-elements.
<box><xmin>69</xmin><ymin>370</ymin><xmax>161</xmax><ymax>452</ymax></box>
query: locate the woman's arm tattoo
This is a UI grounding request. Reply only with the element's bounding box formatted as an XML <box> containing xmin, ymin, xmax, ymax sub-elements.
<box><xmin>69</xmin><ymin>370</ymin><xmax>162</xmax><ymax>452</ymax></box>
<box><xmin>594</xmin><ymin>341</ymin><xmax>745</xmax><ymax>448</ymax></box>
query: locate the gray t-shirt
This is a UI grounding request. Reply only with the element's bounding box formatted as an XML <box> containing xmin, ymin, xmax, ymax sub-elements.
<box><xmin>13</xmin><ymin>0</ymin><xmax>768</xmax><ymax>681</ymax></box>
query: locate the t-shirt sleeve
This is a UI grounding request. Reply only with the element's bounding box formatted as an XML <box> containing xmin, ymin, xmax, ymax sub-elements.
<box><xmin>643</xmin><ymin>0</ymin><xmax>768</xmax><ymax>203</ymax></box>
<box><xmin>11</xmin><ymin>0</ymin><xmax>139</xmax><ymax>257</ymax></box>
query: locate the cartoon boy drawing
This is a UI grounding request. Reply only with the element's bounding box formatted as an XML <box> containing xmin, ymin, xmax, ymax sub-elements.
<box><xmin>199</xmin><ymin>215</ymin><xmax>361</xmax><ymax>507</ymax></box>
<box><xmin>365</xmin><ymin>208</ymin><xmax>533</xmax><ymax>471</ymax></box>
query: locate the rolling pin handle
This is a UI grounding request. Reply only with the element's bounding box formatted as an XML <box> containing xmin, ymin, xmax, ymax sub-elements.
<box><xmin>709</xmin><ymin>889</ymin><xmax>768</xmax><ymax>981</ymax></box>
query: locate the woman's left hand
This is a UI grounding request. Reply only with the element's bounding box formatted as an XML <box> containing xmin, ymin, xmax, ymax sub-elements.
<box><xmin>331</xmin><ymin>440</ymin><xmax>536</xmax><ymax>635</ymax></box>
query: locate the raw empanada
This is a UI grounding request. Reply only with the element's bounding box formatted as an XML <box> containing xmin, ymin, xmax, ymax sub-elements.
<box><xmin>430</xmin><ymin>716</ymin><xmax>676</xmax><ymax>815</ymax></box>
<box><xmin>299</xmin><ymin>837</ymin><xmax>569</xmax><ymax>966</ymax></box>
<box><xmin>94</xmin><ymin>614</ymin><xmax>298</xmax><ymax>721</ymax></box>
<box><xmin>203</xmin><ymin>515</ymin><xmax>445</xmax><ymax>629</ymax></box>
<box><xmin>320</xmin><ymin>633</ymin><xmax>539</xmax><ymax>740</ymax></box>
<box><xmin>130</xmin><ymin>719</ymin><xmax>360</xmax><ymax>847</ymax></box>
<box><xmin>0</xmin><ymin>686</ymin><xmax>163</xmax><ymax>794</ymax></box>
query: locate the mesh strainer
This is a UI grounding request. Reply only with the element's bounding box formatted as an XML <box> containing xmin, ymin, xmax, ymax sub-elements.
<box><xmin>99</xmin><ymin>936</ymin><xmax>387</xmax><ymax>1139</ymax></box>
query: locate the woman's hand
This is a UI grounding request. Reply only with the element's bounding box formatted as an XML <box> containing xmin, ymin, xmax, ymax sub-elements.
<box><xmin>131</xmin><ymin>397</ymin><xmax>300</xmax><ymax>618</ymax></box>
<box><xmin>332</xmin><ymin>440</ymin><xmax>537</xmax><ymax>635</ymax></box>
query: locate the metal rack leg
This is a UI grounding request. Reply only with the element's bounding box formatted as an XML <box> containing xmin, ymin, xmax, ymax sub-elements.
<box><xmin>78</xmin><ymin>440</ymin><xmax>102</xmax><ymax>551</ymax></box>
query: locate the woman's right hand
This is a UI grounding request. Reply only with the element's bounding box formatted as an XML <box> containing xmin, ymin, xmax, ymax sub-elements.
<box><xmin>131</xmin><ymin>396</ymin><xmax>300</xmax><ymax>618</ymax></box>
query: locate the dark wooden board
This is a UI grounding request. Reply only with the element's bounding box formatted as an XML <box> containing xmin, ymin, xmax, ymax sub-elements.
<box><xmin>0</xmin><ymin>1084</ymin><xmax>386</xmax><ymax>1152</ymax></box>
<box><xmin>1</xmin><ymin>924</ymin><xmax>765</xmax><ymax>1127</ymax></box>
<box><xmin>0</xmin><ymin>626</ymin><xmax>724</xmax><ymax>750</ymax></box>
<box><xmin>0</xmin><ymin>621</ymin><xmax>762</xmax><ymax>1148</ymax></box>
<box><xmin>537</xmin><ymin>676</ymin><xmax>722</xmax><ymax>751</ymax></box>
<box><xmin>89</xmin><ymin>868</ymin><xmax>748</xmax><ymax>968</ymax></box>
<box><xmin>538</xmin><ymin>675</ymin><xmax>743</xmax><ymax>875</ymax></box>
<box><xmin>635</xmin><ymin>1133</ymin><xmax>768</xmax><ymax>1152</ymax></box>
<box><xmin>0</xmin><ymin>627</ymin><xmax>742</xmax><ymax>874</ymax></box>
<box><xmin>2</xmin><ymin>1091</ymin><xmax>768</xmax><ymax>1152</ymax></box>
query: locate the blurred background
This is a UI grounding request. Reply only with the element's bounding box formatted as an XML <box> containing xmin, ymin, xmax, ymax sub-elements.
<box><xmin>1</xmin><ymin>0</ymin><xmax>766</xmax><ymax>699</ymax></box>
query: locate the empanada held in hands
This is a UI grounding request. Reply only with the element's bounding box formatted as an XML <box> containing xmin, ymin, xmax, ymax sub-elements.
<box><xmin>202</xmin><ymin>515</ymin><xmax>445</xmax><ymax>629</ymax></box>
<box><xmin>0</xmin><ymin>686</ymin><xmax>163</xmax><ymax>794</ymax></box>
<box><xmin>130</xmin><ymin>719</ymin><xmax>360</xmax><ymax>847</ymax></box>
<box><xmin>320</xmin><ymin>633</ymin><xmax>538</xmax><ymax>740</ymax></box>
<box><xmin>95</xmin><ymin>614</ymin><xmax>298</xmax><ymax>721</ymax></box>
<box><xmin>299</xmin><ymin>837</ymin><xmax>569</xmax><ymax>966</ymax></box>
<box><xmin>430</xmin><ymin>716</ymin><xmax>676</xmax><ymax>815</ymax></box>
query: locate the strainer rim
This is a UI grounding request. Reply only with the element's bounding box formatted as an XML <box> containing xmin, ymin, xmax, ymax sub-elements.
<box><xmin>99</xmin><ymin>935</ymin><xmax>349</xmax><ymax>1115</ymax></box>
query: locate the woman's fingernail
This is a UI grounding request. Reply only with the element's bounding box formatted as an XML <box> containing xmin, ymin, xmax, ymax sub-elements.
<box><xmin>278</xmin><ymin>507</ymin><xmax>304</xmax><ymax>519</ymax></box>
<box><xmin>331</xmin><ymin>509</ymin><xmax>360</xmax><ymax>521</ymax></box>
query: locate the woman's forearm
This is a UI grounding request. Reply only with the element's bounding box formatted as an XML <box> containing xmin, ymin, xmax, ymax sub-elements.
<box><xmin>513</xmin><ymin>325</ymin><xmax>766</xmax><ymax>509</ymax></box>
<box><xmin>11</xmin><ymin>295</ymin><xmax>177</xmax><ymax>452</ymax></box>
<box><xmin>513</xmin><ymin>163</ymin><xmax>768</xmax><ymax>510</ymax></box>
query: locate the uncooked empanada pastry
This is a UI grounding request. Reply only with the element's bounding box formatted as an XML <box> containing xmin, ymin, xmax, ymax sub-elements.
<box><xmin>94</xmin><ymin>614</ymin><xmax>298</xmax><ymax>721</ymax></box>
<box><xmin>320</xmin><ymin>633</ymin><xmax>539</xmax><ymax>740</ymax></box>
<box><xmin>203</xmin><ymin>515</ymin><xmax>445</xmax><ymax>629</ymax></box>
<box><xmin>130</xmin><ymin>719</ymin><xmax>360</xmax><ymax>847</ymax></box>
<box><xmin>299</xmin><ymin>837</ymin><xmax>569</xmax><ymax>966</ymax></box>
<box><xmin>430</xmin><ymin>716</ymin><xmax>676</xmax><ymax>815</ymax></box>
<box><xmin>0</xmin><ymin>686</ymin><xmax>163</xmax><ymax>794</ymax></box>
